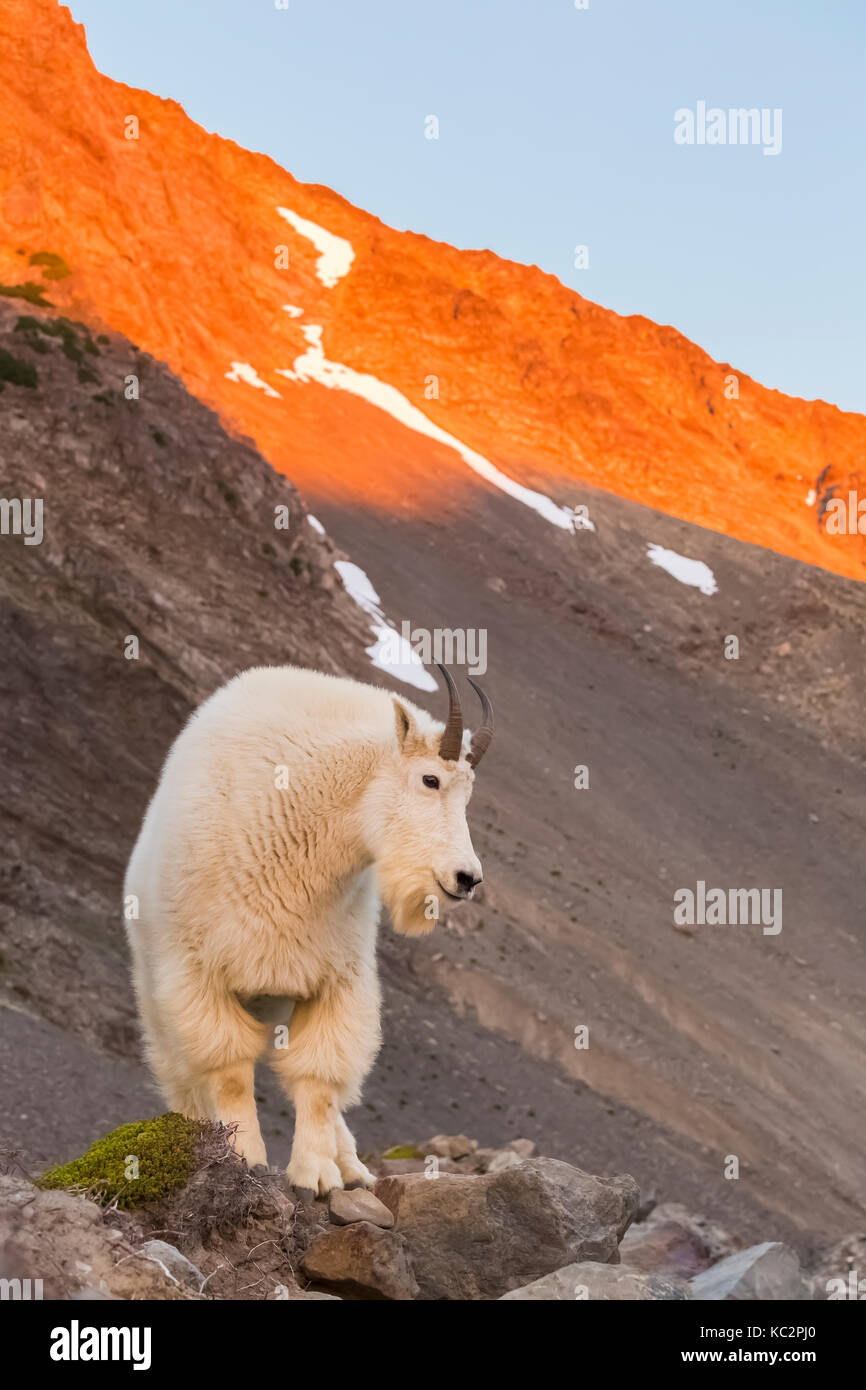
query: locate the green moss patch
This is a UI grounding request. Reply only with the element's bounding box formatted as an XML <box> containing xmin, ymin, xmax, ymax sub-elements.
<box><xmin>381</xmin><ymin>1144</ymin><xmax>424</xmax><ymax>1160</ymax></box>
<box><xmin>38</xmin><ymin>1113</ymin><xmax>208</xmax><ymax>1210</ymax></box>
<box><xmin>28</xmin><ymin>251</ymin><xmax>71</xmax><ymax>281</ymax></box>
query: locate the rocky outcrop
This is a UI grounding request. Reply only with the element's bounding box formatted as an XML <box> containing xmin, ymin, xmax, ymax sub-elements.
<box><xmin>0</xmin><ymin>1128</ymin><xmax>829</xmax><ymax>1301</ymax></box>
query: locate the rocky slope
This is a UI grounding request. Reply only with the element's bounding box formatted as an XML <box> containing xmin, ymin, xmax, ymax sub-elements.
<box><xmin>1</xmin><ymin>0</ymin><xmax>866</xmax><ymax>582</ymax></box>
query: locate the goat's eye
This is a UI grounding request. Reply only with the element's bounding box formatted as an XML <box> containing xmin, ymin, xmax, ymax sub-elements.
<box><xmin>422</xmin><ymin>774</ymin><xmax>440</xmax><ymax>790</ymax></box>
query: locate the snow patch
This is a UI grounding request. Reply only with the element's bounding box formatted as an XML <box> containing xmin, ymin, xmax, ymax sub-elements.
<box><xmin>805</xmin><ymin>489</ymin><xmax>816</xmax><ymax>507</ymax></box>
<box><xmin>306</xmin><ymin>514</ymin><xmax>326</xmax><ymax>535</ymax></box>
<box><xmin>276</xmin><ymin>207</ymin><xmax>355</xmax><ymax>289</ymax></box>
<box><xmin>646</xmin><ymin>543</ymin><xmax>717</xmax><ymax>596</ymax></box>
<box><xmin>282</xmin><ymin>304</ymin><xmax>304</xmax><ymax>318</ymax></box>
<box><xmin>277</xmin><ymin>326</ymin><xmax>586</xmax><ymax>533</ymax></box>
<box><xmin>334</xmin><ymin>560</ymin><xmax>437</xmax><ymax>692</ymax></box>
<box><xmin>225</xmin><ymin>362</ymin><xmax>280</xmax><ymax>398</ymax></box>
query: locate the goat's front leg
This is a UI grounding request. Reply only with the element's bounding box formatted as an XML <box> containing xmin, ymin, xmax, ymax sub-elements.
<box><xmin>269</xmin><ymin>971</ymin><xmax>381</xmax><ymax>1196</ymax></box>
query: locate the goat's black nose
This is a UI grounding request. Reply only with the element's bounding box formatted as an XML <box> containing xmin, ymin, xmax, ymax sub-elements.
<box><xmin>455</xmin><ymin>870</ymin><xmax>482</xmax><ymax>894</ymax></box>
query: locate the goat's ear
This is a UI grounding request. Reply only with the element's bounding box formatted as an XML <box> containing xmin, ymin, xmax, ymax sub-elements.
<box><xmin>393</xmin><ymin>698</ymin><xmax>419</xmax><ymax>753</ymax></box>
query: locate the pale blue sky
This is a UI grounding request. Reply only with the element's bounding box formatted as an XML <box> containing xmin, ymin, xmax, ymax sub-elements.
<box><xmin>68</xmin><ymin>0</ymin><xmax>865</xmax><ymax>413</ymax></box>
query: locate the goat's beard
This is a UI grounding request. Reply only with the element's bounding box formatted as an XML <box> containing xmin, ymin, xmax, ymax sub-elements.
<box><xmin>378</xmin><ymin>860</ymin><xmax>440</xmax><ymax>937</ymax></box>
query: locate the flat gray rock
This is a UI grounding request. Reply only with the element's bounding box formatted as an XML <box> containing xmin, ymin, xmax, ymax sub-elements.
<box><xmin>501</xmin><ymin>1260</ymin><xmax>691</xmax><ymax>1300</ymax></box>
<box><xmin>690</xmin><ymin>1242</ymin><xmax>811</xmax><ymax>1301</ymax></box>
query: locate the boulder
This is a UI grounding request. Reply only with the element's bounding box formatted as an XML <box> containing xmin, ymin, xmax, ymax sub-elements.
<box><xmin>328</xmin><ymin>1188</ymin><xmax>394</xmax><ymax>1229</ymax></box>
<box><xmin>375</xmin><ymin>1157</ymin><xmax>639</xmax><ymax>1300</ymax></box>
<box><xmin>619</xmin><ymin>1201</ymin><xmax>737</xmax><ymax>1279</ymax></box>
<box><xmin>301</xmin><ymin>1221</ymin><xmax>418</xmax><ymax>1301</ymax></box>
<box><xmin>501</xmin><ymin>1260</ymin><xmax>690</xmax><ymax>1300</ymax></box>
<box><xmin>690</xmin><ymin>1242</ymin><xmax>811</xmax><ymax>1301</ymax></box>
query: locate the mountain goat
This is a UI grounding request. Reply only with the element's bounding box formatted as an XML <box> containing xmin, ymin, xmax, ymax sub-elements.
<box><xmin>124</xmin><ymin>663</ymin><xmax>494</xmax><ymax>1195</ymax></box>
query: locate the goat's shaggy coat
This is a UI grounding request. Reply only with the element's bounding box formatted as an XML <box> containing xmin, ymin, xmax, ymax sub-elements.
<box><xmin>124</xmin><ymin>665</ymin><xmax>483</xmax><ymax>1193</ymax></box>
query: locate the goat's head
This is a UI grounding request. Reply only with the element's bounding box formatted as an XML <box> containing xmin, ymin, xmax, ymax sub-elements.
<box><xmin>366</xmin><ymin>665</ymin><xmax>494</xmax><ymax>936</ymax></box>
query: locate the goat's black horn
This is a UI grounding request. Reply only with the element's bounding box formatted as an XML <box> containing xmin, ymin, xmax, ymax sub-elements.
<box><xmin>436</xmin><ymin>663</ymin><xmax>464</xmax><ymax>761</ymax></box>
<box><xmin>466</xmin><ymin>678</ymin><xmax>494</xmax><ymax>768</ymax></box>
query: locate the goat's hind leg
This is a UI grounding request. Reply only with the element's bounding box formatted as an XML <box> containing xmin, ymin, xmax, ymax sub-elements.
<box><xmin>149</xmin><ymin>985</ymin><xmax>269</xmax><ymax>1168</ymax></box>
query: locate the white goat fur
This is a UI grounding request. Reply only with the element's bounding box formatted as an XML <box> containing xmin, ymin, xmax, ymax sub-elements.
<box><xmin>124</xmin><ymin>665</ymin><xmax>481</xmax><ymax>1193</ymax></box>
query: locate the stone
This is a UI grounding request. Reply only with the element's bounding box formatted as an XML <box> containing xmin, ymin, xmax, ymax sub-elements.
<box><xmin>619</xmin><ymin>1201</ymin><xmax>737</xmax><ymax>1279</ymax></box>
<box><xmin>138</xmin><ymin>1238</ymin><xmax>206</xmax><ymax>1293</ymax></box>
<box><xmin>328</xmin><ymin>1188</ymin><xmax>394</xmax><ymax>1229</ymax></box>
<box><xmin>509</xmin><ymin>1138</ymin><xmax>536</xmax><ymax>1159</ymax></box>
<box><xmin>500</xmin><ymin>1260</ymin><xmax>690</xmax><ymax>1300</ymax></box>
<box><xmin>487</xmin><ymin>1149</ymin><xmax>525</xmax><ymax>1173</ymax></box>
<box><xmin>690</xmin><ymin>1242</ymin><xmax>811</xmax><ymax>1301</ymax></box>
<box><xmin>471</xmin><ymin>1148</ymin><xmax>499</xmax><ymax>1170</ymax></box>
<box><xmin>375</xmin><ymin>1158</ymin><xmax>639</xmax><ymax>1300</ymax></box>
<box><xmin>422</xmin><ymin>1135</ymin><xmax>477</xmax><ymax>1159</ymax></box>
<box><xmin>301</xmin><ymin>1221</ymin><xmax>418</xmax><ymax>1301</ymax></box>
